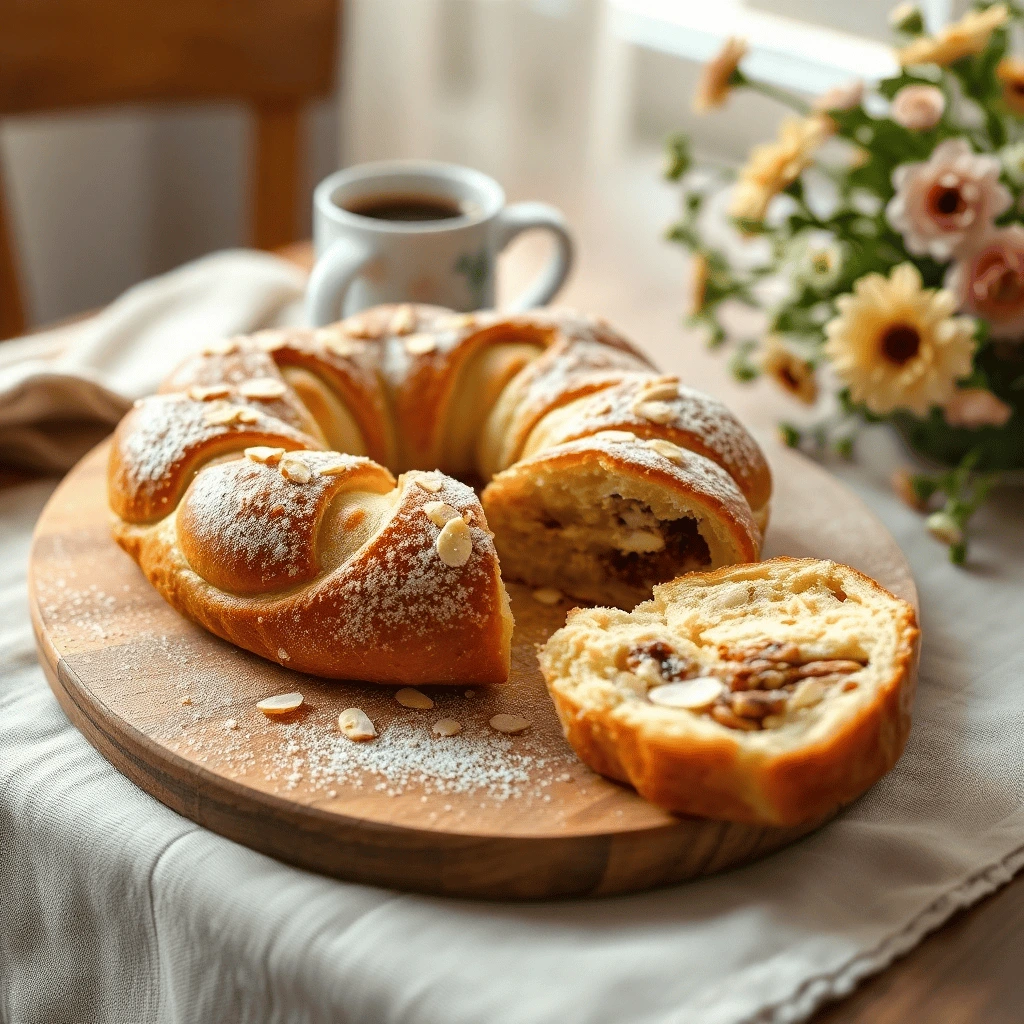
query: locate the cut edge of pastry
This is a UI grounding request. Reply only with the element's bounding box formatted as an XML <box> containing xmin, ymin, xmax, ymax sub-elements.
<box><xmin>481</xmin><ymin>433</ymin><xmax>761</xmax><ymax>609</ymax></box>
<box><xmin>539</xmin><ymin>557</ymin><xmax>919</xmax><ymax>825</ymax></box>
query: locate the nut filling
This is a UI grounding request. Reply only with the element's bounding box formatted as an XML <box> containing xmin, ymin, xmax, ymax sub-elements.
<box><xmin>609</xmin><ymin>525</ymin><xmax>711</xmax><ymax>589</ymax></box>
<box><xmin>629</xmin><ymin>639</ymin><xmax>867</xmax><ymax>730</ymax></box>
<box><xmin>536</xmin><ymin>495</ymin><xmax>712</xmax><ymax>590</ymax></box>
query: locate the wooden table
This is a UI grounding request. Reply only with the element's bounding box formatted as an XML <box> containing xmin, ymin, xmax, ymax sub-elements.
<box><xmin>11</xmin><ymin>162</ymin><xmax>1024</xmax><ymax>1019</ymax></box>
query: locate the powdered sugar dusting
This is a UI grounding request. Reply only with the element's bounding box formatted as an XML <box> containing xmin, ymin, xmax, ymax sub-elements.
<box><xmin>320</xmin><ymin>474</ymin><xmax>499</xmax><ymax>645</ymax></box>
<box><xmin>268</xmin><ymin>711</ymin><xmax>558</xmax><ymax>801</ymax></box>
<box><xmin>179</xmin><ymin>452</ymin><xmax>377</xmax><ymax>591</ymax></box>
<box><xmin>531</xmin><ymin>377</ymin><xmax>770</xmax><ymax>510</ymax></box>
<box><xmin>501</xmin><ymin>340</ymin><xmax>655</xmax><ymax>463</ymax></box>
<box><xmin>111</xmin><ymin>394</ymin><xmax>319</xmax><ymax>523</ymax></box>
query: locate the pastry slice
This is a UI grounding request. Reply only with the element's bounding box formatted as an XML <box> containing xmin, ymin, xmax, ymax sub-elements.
<box><xmin>539</xmin><ymin>558</ymin><xmax>919</xmax><ymax>825</ymax></box>
<box><xmin>481</xmin><ymin>432</ymin><xmax>760</xmax><ymax>609</ymax></box>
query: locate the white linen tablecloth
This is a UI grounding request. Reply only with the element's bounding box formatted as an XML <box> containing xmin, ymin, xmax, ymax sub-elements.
<box><xmin>2</xmin><ymin>252</ymin><xmax>1023</xmax><ymax>1024</ymax></box>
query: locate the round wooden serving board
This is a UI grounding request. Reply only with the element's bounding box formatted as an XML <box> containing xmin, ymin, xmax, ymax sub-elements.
<box><xmin>29</xmin><ymin>440</ymin><xmax>916</xmax><ymax>901</ymax></box>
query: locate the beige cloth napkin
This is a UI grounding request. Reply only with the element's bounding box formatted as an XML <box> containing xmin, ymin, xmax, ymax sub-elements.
<box><xmin>2</xmin><ymin>251</ymin><xmax>1023</xmax><ymax>1024</ymax></box>
<box><xmin>0</xmin><ymin>249</ymin><xmax>306</xmax><ymax>470</ymax></box>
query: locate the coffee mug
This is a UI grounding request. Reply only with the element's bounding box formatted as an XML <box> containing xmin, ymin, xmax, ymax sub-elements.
<box><xmin>307</xmin><ymin>160</ymin><xmax>574</xmax><ymax>326</ymax></box>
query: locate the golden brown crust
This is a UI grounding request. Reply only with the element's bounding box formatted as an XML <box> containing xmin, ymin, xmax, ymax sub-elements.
<box><xmin>478</xmin><ymin>327</ymin><xmax>656</xmax><ymax>479</ymax></box>
<box><xmin>176</xmin><ymin>452</ymin><xmax>395</xmax><ymax>596</ymax></box>
<box><xmin>109</xmin><ymin>303</ymin><xmax>771</xmax><ymax>685</ymax></box>
<box><xmin>540</xmin><ymin>558</ymin><xmax>919</xmax><ymax>826</ymax></box>
<box><xmin>254</xmin><ymin>325</ymin><xmax>397</xmax><ymax>465</ymax></box>
<box><xmin>115</xmin><ymin>471</ymin><xmax>511</xmax><ymax>684</ymax></box>
<box><xmin>108</xmin><ymin>394</ymin><xmax>322</xmax><ymax>524</ymax></box>
<box><xmin>521</xmin><ymin>375</ymin><xmax>773</xmax><ymax>518</ymax></box>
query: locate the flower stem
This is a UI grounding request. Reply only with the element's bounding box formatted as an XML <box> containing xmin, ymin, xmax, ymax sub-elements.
<box><xmin>736</xmin><ymin>74</ymin><xmax>812</xmax><ymax>115</ymax></box>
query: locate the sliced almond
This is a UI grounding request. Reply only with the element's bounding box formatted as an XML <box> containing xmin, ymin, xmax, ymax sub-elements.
<box><xmin>644</xmin><ymin>438</ymin><xmax>686</xmax><ymax>464</ymax></box>
<box><xmin>338</xmin><ymin>707</ymin><xmax>377</xmax><ymax>741</ymax></box>
<box><xmin>404</xmin><ymin>333</ymin><xmax>436</xmax><ymax>355</ymax></box>
<box><xmin>203</xmin><ymin>339</ymin><xmax>238</xmax><ymax>356</ymax></box>
<box><xmin>618</xmin><ymin>530</ymin><xmax>665</xmax><ymax>554</ymax></box>
<box><xmin>189</xmin><ymin>384</ymin><xmax>232</xmax><ymax>401</ymax></box>
<box><xmin>710</xmin><ymin>704</ymin><xmax>759</xmax><ymax>731</ymax></box>
<box><xmin>638</xmin><ymin>378</ymin><xmax>679</xmax><ymax>402</ymax></box>
<box><xmin>320</xmin><ymin>332</ymin><xmax>359</xmax><ymax>357</ymax></box>
<box><xmin>633</xmin><ymin>659</ymin><xmax>665</xmax><ymax>686</ymax></box>
<box><xmin>424</xmin><ymin>500</ymin><xmax>459</xmax><ymax>528</ymax></box>
<box><xmin>648</xmin><ymin>677</ymin><xmax>723</xmax><ymax>710</ymax></box>
<box><xmin>389</xmin><ymin>305</ymin><xmax>417</xmax><ymax>336</ymax></box>
<box><xmin>489</xmin><ymin>713</ymin><xmax>531</xmax><ymax>735</ymax></box>
<box><xmin>415</xmin><ymin>474</ymin><xmax>444</xmax><ymax>493</ymax></box>
<box><xmin>396</xmin><ymin>687</ymin><xmax>434</xmax><ymax>710</ymax></box>
<box><xmin>343</xmin><ymin>321</ymin><xmax>381</xmax><ymax>340</ymax></box>
<box><xmin>204</xmin><ymin>405</ymin><xmax>249</xmax><ymax>427</ymax></box>
<box><xmin>255</xmin><ymin>332</ymin><xmax>286</xmax><ymax>353</ymax></box>
<box><xmin>797</xmin><ymin>659</ymin><xmax>864</xmax><ymax>676</ymax></box>
<box><xmin>532</xmin><ymin>587</ymin><xmax>563</xmax><ymax>605</ymax></box>
<box><xmin>239</xmin><ymin>377</ymin><xmax>287</xmax><ymax>400</ymax></box>
<box><xmin>436</xmin><ymin>517</ymin><xmax>473</xmax><ymax>567</ymax></box>
<box><xmin>632</xmin><ymin>400</ymin><xmax>677</xmax><ymax>425</ymax></box>
<box><xmin>257</xmin><ymin>691</ymin><xmax>303</xmax><ymax>716</ymax></box>
<box><xmin>280</xmin><ymin>455</ymin><xmax>313</xmax><ymax>484</ymax></box>
<box><xmin>245</xmin><ymin>446</ymin><xmax>286</xmax><ymax>465</ymax></box>
<box><xmin>432</xmin><ymin>718</ymin><xmax>462</xmax><ymax>737</ymax></box>
<box><xmin>318</xmin><ymin>459</ymin><xmax>352</xmax><ymax>477</ymax></box>
<box><xmin>593</xmin><ymin>430</ymin><xmax>636</xmax><ymax>443</ymax></box>
<box><xmin>790</xmin><ymin>677</ymin><xmax>828</xmax><ymax>710</ymax></box>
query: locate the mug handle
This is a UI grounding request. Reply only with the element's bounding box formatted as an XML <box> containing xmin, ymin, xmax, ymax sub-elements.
<box><xmin>306</xmin><ymin>238</ymin><xmax>374</xmax><ymax>327</ymax></box>
<box><xmin>493</xmin><ymin>202</ymin><xmax>574</xmax><ymax>311</ymax></box>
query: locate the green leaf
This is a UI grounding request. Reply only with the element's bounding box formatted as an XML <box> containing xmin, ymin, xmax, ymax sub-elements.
<box><xmin>664</xmin><ymin>133</ymin><xmax>692</xmax><ymax>181</ymax></box>
<box><xmin>833</xmin><ymin>435</ymin><xmax>855</xmax><ymax>459</ymax></box>
<box><xmin>779</xmin><ymin>423</ymin><xmax>802</xmax><ymax>448</ymax></box>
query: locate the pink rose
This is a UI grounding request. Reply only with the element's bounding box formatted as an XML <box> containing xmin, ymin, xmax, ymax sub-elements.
<box><xmin>890</xmin><ymin>85</ymin><xmax>945</xmax><ymax>131</ymax></box>
<box><xmin>887</xmin><ymin>139</ymin><xmax>1011</xmax><ymax>260</ymax></box>
<box><xmin>947</xmin><ymin>225</ymin><xmax>1024</xmax><ymax>339</ymax></box>
<box><xmin>942</xmin><ymin>388</ymin><xmax>1013</xmax><ymax>428</ymax></box>
<box><xmin>813</xmin><ymin>80</ymin><xmax>864</xmax><ymax>113</ymax></box>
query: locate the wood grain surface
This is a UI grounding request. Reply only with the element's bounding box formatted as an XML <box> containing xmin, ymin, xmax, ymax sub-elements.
<box><xmin>29</xmin><ymin>437</ymin><xmax>916</xmax><ymax>901</ymax></box>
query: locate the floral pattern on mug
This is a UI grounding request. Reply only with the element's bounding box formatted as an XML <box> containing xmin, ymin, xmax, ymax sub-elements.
<box><xmin>455</xmin><ymin>250</ymin><xmax>490</xmax><ymax>310</ymax></box>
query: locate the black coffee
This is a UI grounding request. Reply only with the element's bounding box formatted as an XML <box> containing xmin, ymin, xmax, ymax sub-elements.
<box><xmin>344</xmin><ymin>192</ymin><xmax>465</xmax><ymax>222</ymax></box>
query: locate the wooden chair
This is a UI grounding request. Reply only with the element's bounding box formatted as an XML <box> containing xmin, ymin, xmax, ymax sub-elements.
<box><xmin>0</xmin><ymin>0</ymin><xmax>340</xmax><ymax>339</ymax></box>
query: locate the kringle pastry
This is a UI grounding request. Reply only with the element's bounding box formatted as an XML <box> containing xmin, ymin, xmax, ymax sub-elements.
<box><xmin>539</xmin><ymin>558</ymin><xmax>919</xmax><ymax>825</ymax></box>
<box><xmin>108</xmin><ymin>305</ymin><xmax>771</xmax><ymax>683</ymax></box>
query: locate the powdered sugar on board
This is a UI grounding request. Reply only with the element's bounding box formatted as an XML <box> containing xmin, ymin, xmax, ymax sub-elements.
<box><xmin>254</xmin><ymin>710</ymin><xmax>560</xmax><ymax>803</ymax></box>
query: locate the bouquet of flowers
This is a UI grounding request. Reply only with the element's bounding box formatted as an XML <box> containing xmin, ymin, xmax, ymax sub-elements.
<box><xmin>666</xmin><ymin>2</ymin><xmax>1024</xmax><ymax>562</ymax></box>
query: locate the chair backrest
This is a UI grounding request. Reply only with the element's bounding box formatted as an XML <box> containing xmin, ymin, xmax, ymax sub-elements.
<box><xmin>0</xmin><ymin>0</ymin><xmax>340</xmax><ymax>338</ymax></box>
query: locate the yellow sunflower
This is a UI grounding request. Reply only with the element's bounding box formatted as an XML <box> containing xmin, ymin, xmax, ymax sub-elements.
<box><xmin>693</xmin><ymin>38</ymin><xmax>748</xmax><ymax>114</ymax></box>
<box><xmin>823</xmin><ymin>263</ymin><xmax>976</xmax><ymax>417</ymax></box>
<box><xmin>997</xmin><ymin>57</ymin><xmax>1024</xmax><ymax>115</ymax></box>
<box><xmin>729</xmin><ymin>115</ymin><xmax>833</xmax><ymax>223</ymax></box>
<box><xmin>898</xmin><ymin>4</ymin><xmax>1008</xmax><ymax>67</ymax></box>
<box><xmin>760</xmin><ymin>336</ymin><xmax>818</xmax><ymax>404</ymax></box>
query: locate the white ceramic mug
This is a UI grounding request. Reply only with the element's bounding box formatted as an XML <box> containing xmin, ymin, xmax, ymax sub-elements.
<box><xmin>307</xmin><ymin>160</ymin><xmax>574</xmax><ymax>326</ymax></box>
